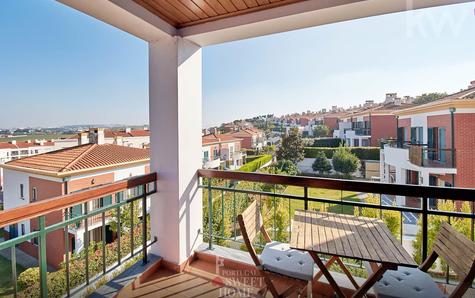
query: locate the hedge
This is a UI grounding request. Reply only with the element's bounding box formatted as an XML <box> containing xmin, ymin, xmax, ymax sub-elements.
<box><xmin>312</xmin><ymin>138</ymin><xmax>344</xmax><ymax>148</ymax></box>
<box><xmin>304</xmin><ymin>147</ymin><xmax>380</xmax><ymax>160</ymax></box>
<box><xmin>245</xmin><ymin>155</ymin><xmax>263</xmax><ymax>163</ymax></box>
<box><xmin>17</xmin><ymin>223</ymin><xmax>148</xmax><ymax>298</ymax></box>
<box><xmin>238</xmin><ymin>154</ymin><xmax>272</xmax><ymax>172</ymax></box>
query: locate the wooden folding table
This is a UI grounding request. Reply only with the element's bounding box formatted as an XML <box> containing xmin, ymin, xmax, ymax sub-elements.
<box><xmin>290</xmin><ymin>210</ymin><xmax>417</xmax><ymax>298</ymax></box>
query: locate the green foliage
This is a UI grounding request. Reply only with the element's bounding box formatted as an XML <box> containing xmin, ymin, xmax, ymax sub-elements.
<box><xmin>332</xmin><ymin>146</ymin><xmax>360</xmax><ymax>175</ymax></box>
<box><xmin>313</xmin><ymin>125</ymin><xmax>330</xmax><ymax>138</ymax></box>
<box><xmin>312</xmin><ymin>151</ymin><xmax>332</xmax><ymax>173</ymax></box>
<box><xmin>277</xmin><ymin>128</ymin><xmax>304</xmax><ymax>163</ymax></box>
<box><xmin>273</xmin><ymin>159</ymin><xmax>298</xmax><ymax>176</ymax></box>
<box><xmin>238</xmin><ymin>155</ymin><xmax>272</xmax><ymax>172</ymax></box>
<box><xmin>312</xmin><ymin>138</ymin><xmax>344</xmax><ymax>147</ymax></box>
<box><xmin>245</xmin><ymin>155</ymin><xmax>263</xmax><ymax>163</ymax></box>
<box><xmin>261</xmin><ymin>145</ymin><xmax>276</xmax><ymax>155</ymax></box>
<box><xmin>356</xmin><ymin>195</ymin><xmax>401</xmax><ymax>239</ymax></box>
<box><xmin>413</xmin><ymin>92</ymin><xmax>447</xmax><ymax>105</ymax></box>
<box><xmin>412</xmin><ymin>200</ymin><xmax>472</xmax><ymax>266</ymax></box>
<box><xmin>304</xmin><ymin>147</ymin><xmax>380</xmax><ymax>160</ymax></box>
<box><xmin>17</xmin><ymin>223</ymin><xmax>149</xmax><ymax>297</ymax></box>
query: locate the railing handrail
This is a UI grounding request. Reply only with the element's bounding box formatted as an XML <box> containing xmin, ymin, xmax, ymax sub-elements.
<box><xmin>197</xmin><ymin>169</ymin><xmax>475</xmax><ymax>200</ymax></box>
<box><xmin>0</xmin><ymin>172</ymin><xmax>157</xmax><ymax>227</ymax></box>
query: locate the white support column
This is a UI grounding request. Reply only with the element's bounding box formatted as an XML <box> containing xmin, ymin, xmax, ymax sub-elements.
<box><xmin>149</xmin><ymin>36</ymin><xmax>203</xmax><ymax>265</ymax></box>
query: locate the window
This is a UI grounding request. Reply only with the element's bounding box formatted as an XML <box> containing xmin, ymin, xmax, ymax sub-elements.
<box><xmin>20</xmin><ymin>184</ymin><xmax>24</xmax><ymax>199</ymax></box>
<box><xmin>31</xmin><ymin>187</ymin><xmax>37</xmax><ymax>202</ymax></box>
<box><xmin>32</xmin><ymin>230</ymin><xmax>39</xmax><ymax>245</ymax></box>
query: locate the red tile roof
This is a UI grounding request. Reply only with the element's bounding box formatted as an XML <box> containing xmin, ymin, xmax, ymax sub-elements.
<box><xmin>202</xmin><ymin>133</ymin><xmax>242</xmax><ymax>145</ymax></box>
<box><xmin>2</xmin><ymin>144</ymin><xmax>149</xmax><ymax>176</ymax></box>
<box><xmin>0</xmin><ymin>141</ymin><xmax>55</xmax><ymax>149</ymax></box>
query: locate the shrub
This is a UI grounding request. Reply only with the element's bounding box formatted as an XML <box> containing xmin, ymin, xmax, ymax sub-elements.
<box><xmin>245</xmin><ymin>155</ymin><xmax>263</xmax><ymax>163</ymax></box>
<box><xmin>332</xmin><ymin>146</ymin><xmax>360</xmax><ymax>175</ymax></box>
<box><xmin>312</xmin><ymin>138</ymin><xmax>344</xmax><ymax>147</ymax></box>
<box><xmin>238</xmin><ymin>155</ymin><xmax>272</xmax><ymax>172</ymax></box>
<box><xmin>312</xmin><ymin>151</ymin><xmax>332</xmax><ymax>173</ymax></box>
<box><xmin>304</xmin><ymin>147</ymin><xmax>380</xmax><ymax>160</ymax></box>
<box><xmin>18</xmin><ymin>223</ymin><xmax>149</xmax><ymax>298</ymax></box>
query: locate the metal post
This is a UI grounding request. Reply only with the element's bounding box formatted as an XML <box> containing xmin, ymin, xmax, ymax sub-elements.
<box><xmin>116</xmin><ymin>193</ymin><xmax>121</xmax><ymax>265</ymax></box>
<box><xmin>221</xmin><ymin>189</ymin><xmax>225</xmax><ymax>237</ymax></box>
<box><xmin>142</xmin><ymin>185</ymin><xmax>148</xmax><ymax>265</ymax></box>
<box><xmin>130</xmin><ymin>200</ymin><xmax>134</xmax><ymax>256</ymax></box>
<box><xmin>421</xmin><ymin>197</ymin><xmax>428</xmax><ymax>261</ymax></box>
<box><xmin>101</xmin><ymin>200</ymin><xmax>106</xmax><ymax>275</ymax></box>
<box><xmin>233</xmin><ymin>188</ymin><xmax>237</xmax><ymax>240</ymax></box>
<box><xmin>304</xmin><ymin>187</ymin><xmax>308</xmax><ymax>210</ymax></box>
<box><xmin>11</xmin><ymin>246</ymin><xmax>17</xmax><ymax>298</ymax></box>
<box><xmin>38</xmin><ymin>216</ymin><xmax>48</xmax><ymax>298</ymax></box>
<box><xmin>84</xmin><ymin>202</ymin><xmax>89</xmax><ymax>285</ymax></box>
<box><xmin>64</xmin><ymin>209</ymin><xmax>70</xmax><ymax>297</ymax></box>
<box><xmin>208</xmin><ymin>179</ymin><xmax>213</xmax><ymax>249</ymax></box>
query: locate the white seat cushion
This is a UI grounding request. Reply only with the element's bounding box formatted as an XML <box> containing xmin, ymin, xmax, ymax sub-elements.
<box><xmin>372</xmin><ymin>267</ymin><xmax>447</xmax><ymax>298</ymax></box>
<box><xmin>259</xmin><ymin>241</ymin><xmax>314</xmax><ymax>281</ymax></box>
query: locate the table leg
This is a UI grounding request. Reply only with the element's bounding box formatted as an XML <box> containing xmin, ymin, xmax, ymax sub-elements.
<box><xmin>314</xmin><ymin>255</ymin><xmax>337</xmax><ymax>281</ymax></box>
<box><xmin>335</xmin><ymin>257</ymin><xmax>359</xmax><ymax>290</ymax></box>
<box><xmin>309</xmin><ymin>252</ymin><xmax>346</xmax><ymax>298</ymax></box>
<box><xmin>352</xmin><ymin>263</ymin><xmax>395</xmax><ymax>298</ymax></box>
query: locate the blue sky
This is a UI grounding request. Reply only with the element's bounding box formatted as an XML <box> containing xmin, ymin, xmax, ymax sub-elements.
<box><xmin>1</xmin><ymin>1</ymin><xmax>474</xmax><ymax>128</ymax></box>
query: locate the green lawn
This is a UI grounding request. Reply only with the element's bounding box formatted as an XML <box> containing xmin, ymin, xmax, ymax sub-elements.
<box><xmin>0</xmin><ymin>256</ymin><xmax>25</xmax><ymax>297</ymax></box>
<box><xmin>283</xmin><ymin>185</ymin><xmax>361</xmax><ymax>215</ymax></box>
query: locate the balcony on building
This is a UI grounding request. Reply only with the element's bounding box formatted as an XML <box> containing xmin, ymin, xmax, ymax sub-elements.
<box><xmin>1</xmin><ymin>0</ymin><xmax>474</xmax><ymax>297</ymax></box>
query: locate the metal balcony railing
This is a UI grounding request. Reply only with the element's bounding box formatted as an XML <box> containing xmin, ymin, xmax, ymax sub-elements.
<box><xmin>198</xmin><ymin>169</ymin><xmax>475</xmax><ymax>286</ymax></box>
<box><xmin>0</xmin><ymin>172</ymin><xmax>157</xmax><ymax>297</ymax></box>
<box><xmin>409</xmin><ymin>145</ymin><xmax>456</xmax><ymax>168</ymax></box>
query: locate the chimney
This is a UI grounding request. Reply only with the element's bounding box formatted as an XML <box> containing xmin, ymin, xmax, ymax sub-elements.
<box><xmin>96</xmin><ymin>128</ymin><xmax>105</xmax><ymax>145</ymax></box>
<box><xmin>115</xmin><ymin>136</ymin><xmax>123</xmax><ymax>146</ymax></box>
<box><xmin>39</xmin><ymin>140</ymin><xmax>45</xmax><ymax>146</ymax></box>
<box><xmin>470</xmin><ymin>80</ymin><xmax>475</xmax><ymax>88</ymax></box>
<box><xmin>79</xmin><ymin>132</ymin><xmax>89</xmax><ymax>145</ymax></box>
<box><xmin>26</xmin><ymin>140</ymin><xmax>32</xmax><ymax>144</ymax></box>
<box><xmin>10</xmin><ymin>140</ymin><xmax>16</xmax><ymax>145</ymax></box>
<box><xmin>125</xmin><ymin>127</ymin><xmax>131</xmax><ymax>133</ymax></box>
<box><xmin>212</xmin><ymin>127</ymin><xmax>218</xmax><ymax>135</ymax></box>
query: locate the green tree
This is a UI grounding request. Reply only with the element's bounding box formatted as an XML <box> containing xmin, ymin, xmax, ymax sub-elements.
<box><xmin>313</xmin><ymin>125</ymin><xmax>330</xmax><ymax>138</ymax></box>
<box><xmin>332</xmin><ymin>146</ymin><xmax>360</xmax><ymax>176</ymax></box>
<box><xmin>412</xmin><ymin>200</ymin><xmax>471</xmax><ymax>265</ymax></box>
<box><xmin>312</xmin><ymin>151</ymin><xmax>332</xmax><ymax>173</ymax></box>
<box><xmin>413</xmin><ymin>92</ymin><xmax>447</xmax><ymax>105</ymax></box>
<box><xmin>277</xmin><ymin>127</ymin><xmax>304</xmax><ymax>164</ymax></box>
<box><xmin>274</xmin><ymin>159</ymin><xmax>298</xmax><ymax>176</ymax></box>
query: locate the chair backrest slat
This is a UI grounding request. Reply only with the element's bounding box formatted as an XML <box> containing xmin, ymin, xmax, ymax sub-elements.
<box><xmin>433</xmin><ymin>222</ymin><xmax>475</xmax><ymax>281</ymax></box>
<box><xmin>240</xmin><ymin>200</ymin><xmax>264</xmax><ymax>244</ymax></box>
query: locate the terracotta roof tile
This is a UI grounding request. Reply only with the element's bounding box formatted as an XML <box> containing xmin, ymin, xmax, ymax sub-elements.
<box><xmin>202</xmin><ymin>133</ymin><xmax>242</xmax><ymax>145</ymax></box>
<box><xmin>0</xmin><ymin>141</ymin><xmax>55</xmax><ymax>149</ymax></box>
<box><xmin>3</xmin><ymin>144</ymin><xmax>149</xmax><ymax>175</ymax></box>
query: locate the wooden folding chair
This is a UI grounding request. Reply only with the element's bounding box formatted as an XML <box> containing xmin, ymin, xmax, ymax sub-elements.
<box><xmin>368</xmin><ymin>222</ymin><xmax>475</xmax><ymax>297</ymax></box>
<box><xmin>237</xmin><ymin>200</ymin><xmax>314</xmax><ymax>297</ymax></box>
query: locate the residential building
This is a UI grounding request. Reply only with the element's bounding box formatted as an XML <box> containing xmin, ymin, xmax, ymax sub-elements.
<box><xmin>1</xmin><ymin>136</ymin><xmax>150</xmax><ymax>268</ymax></box>
<box><xmin>0</xmin><ymin>140</ymin><xmax>56</xmax><ymax>188</ymax></box>
<box><xmin>75</xmin><ymin>127</ymin><xmax>150</xmax><ymax>148</ymax></box>
<box><xmin>202</xmin><ymin>133</ymin><xmax>244</xmax><ymax>170</ymax></box>
<box><xmin>381</xmin><ymin>83</ymin><xmax>475</xmax><ymax>207</ymax></box>
<box><xmin>2</xmin><ymin>2</ymin><xmax>474</xmax><ymax>297</ymax></box>
<box><xmin>223</xmin><ymin>128</ymin><xmax>265</xmax><ymax>150</ymax></box>
<box><xmin>333</xmin><ymin>95</ymin><xmax>412</xmax><ymax>146</ymax></box>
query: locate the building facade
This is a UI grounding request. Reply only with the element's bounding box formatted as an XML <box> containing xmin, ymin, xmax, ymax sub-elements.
<box><xmin>1</xmin><ymin>141</ymin><xmax>150</xmax><ymax>268</ymax></box>
<box><xmin>381</xmin><ymin>84</ymin><xmax>475</xmax><ymax>207</ymax></box>
<box><xmin>202</xmin><ymin>133</ymin><xmax>244</xmax><ymax>170</ymax></box>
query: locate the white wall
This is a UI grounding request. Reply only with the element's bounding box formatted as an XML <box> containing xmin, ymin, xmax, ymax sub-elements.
<box><xmin>2</xmin><ymin>169</ymin><xmax>31</xmax><ymax>234</ymax></box>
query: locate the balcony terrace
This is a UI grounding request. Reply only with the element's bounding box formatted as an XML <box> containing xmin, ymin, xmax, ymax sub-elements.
<box><xmin>3</xmin><ymin>0</ymin><xmax>474</xmax><ymax>297</ymax></box>
<box><xmin>1</xmin><ymin>170</ymin><xmax>474</xmax><ymax>297</ymax></box>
